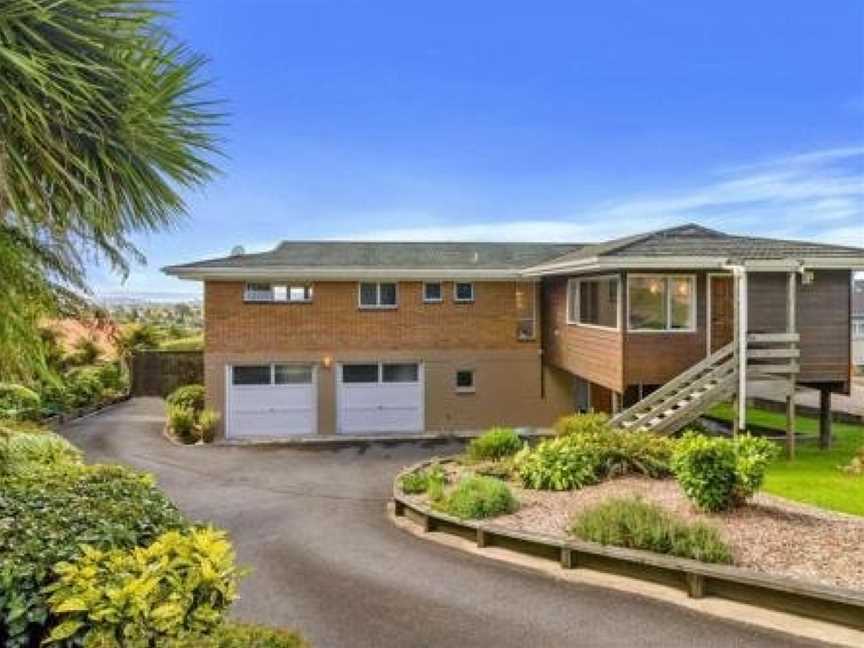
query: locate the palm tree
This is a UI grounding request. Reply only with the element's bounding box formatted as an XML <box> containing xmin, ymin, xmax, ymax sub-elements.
<box><xmin>0</xmin><ymin>0</ymin><xmax>220</xmax><ymax>381</ymax></box>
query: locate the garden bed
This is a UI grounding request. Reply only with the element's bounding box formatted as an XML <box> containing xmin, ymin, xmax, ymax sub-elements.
<box><xmin>408</xmin><ymin>463</ymin><xmax>864</xmax><ymax>590</ymax></box>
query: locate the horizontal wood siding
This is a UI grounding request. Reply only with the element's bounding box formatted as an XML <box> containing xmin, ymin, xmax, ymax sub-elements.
<box><xmin>749</xmin><ymin>270</ymin><xmax>850</xmax><ymax>385</ymax></box>
<box><xmin>541</xmin><ymin>276</ymin><xmax>624</xmax><ymax>392</ymax></box>
<box><xmin>623</xmin><ymin>271</ymin><xmax>709</xmax><ymax>386</ymax></box>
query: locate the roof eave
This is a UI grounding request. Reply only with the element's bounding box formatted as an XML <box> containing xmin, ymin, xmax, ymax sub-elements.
<box><xmin>520</xmin><ymin>256</ymin><xmax>730</xmax><ymax>276</ymax></box>
<box><xmin>521</xmin><ymin>255</ymin><xmax>864</xmax><ymax>276</ymax></box>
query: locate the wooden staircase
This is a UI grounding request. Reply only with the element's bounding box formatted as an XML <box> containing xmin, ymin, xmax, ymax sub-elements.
<box><xmin>610</xmin><ymin>332</ymin><xmax>800</xmax><ymax>436</ymax></box>
<box><xmin>610</xmin><ymin>342</ymin><xmax>737</xmax><ymax>435</ymax></box>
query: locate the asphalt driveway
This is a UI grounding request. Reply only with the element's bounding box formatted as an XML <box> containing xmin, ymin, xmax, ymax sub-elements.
<box><xmin>62</xmin><ymin>398</ymin><xmax>820</xmax><ymax>648</ymax></box>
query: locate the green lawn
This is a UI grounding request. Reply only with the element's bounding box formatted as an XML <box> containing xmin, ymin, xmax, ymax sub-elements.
<box><xmin>707</xmin><ymin>403</ymin><xmax>864</xmax><ymax>516</ymax></box>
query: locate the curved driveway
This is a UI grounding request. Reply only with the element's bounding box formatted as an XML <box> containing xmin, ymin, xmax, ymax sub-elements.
<box><xmin>63</xmin><ymin>399</ymin><xmax>819</xmax><ymax>648</ymax></box>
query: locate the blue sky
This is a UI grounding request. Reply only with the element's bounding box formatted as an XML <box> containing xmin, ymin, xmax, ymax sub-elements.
<box><xmin>91</xmin><ymin>0</ymin><xmax>864</xmax><ymax>296</ymax></box>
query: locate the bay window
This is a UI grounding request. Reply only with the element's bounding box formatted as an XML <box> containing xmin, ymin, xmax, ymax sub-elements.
<box><xmin>566</xmin><ymin>275</ymin><xmax>620</xmax><ymax>329</ymax></box>
<box><xmin>627</xmin><ymin>275</ymin><xmax>696</xmax><ymax>331</ymax></box>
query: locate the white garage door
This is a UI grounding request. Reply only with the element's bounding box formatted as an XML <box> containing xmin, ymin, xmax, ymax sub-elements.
<box><xmin>227</xmin><ymin>364</ymin><xmax>316</xmax><ymax>439</ymax></box>
<box><xmin>337</xmin><ymin>362</ymin><xmax>424</xmax><ymax>434</ymax></box>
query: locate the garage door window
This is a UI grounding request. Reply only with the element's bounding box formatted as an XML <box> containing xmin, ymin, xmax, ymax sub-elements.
<box><xmin>274</xmin><ymin>364</ymin><xmax>313</xmax><ymax>384</ymax></box>
<box><xmin>382</xmin><ymin>363</ymin><xmax>419</xmax><ymax>383</ymax></box>
<box><xmin>233</xmin><ymin>365</ymin><xmax>271</xmax><ymax>385</ymax></box>
<box><xmin>342</xmin><ymin>364</ymin><xmax>380</xmax><ymax>383</ymax></box>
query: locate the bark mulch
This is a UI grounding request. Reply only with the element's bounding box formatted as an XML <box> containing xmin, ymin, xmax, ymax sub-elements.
<box><xmin>421</xmin><ymin>464</ymin><xmax>864</xmax><ymax>590</ymax></box>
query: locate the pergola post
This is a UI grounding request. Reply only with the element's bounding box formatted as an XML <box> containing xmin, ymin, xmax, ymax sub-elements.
<box><xmin>785</xmin><ymin>271</ymin><xmax>797</xmax><ymax>460</ymax></box>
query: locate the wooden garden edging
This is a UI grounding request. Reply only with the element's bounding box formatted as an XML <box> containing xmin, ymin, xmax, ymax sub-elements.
<box><xmin>392</xmin><ymin>458</ymin><xmax>864</xmax><ymax>631</ymax></box>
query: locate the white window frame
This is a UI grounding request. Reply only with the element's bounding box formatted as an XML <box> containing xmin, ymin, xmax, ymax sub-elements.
<box><xmin>565</xmin><ymin>274</ymin><xmax>622</xmax><ymax>331</ymax></box>
<box><xmin>358</xmin><ymin>282</ymin><xmax>399</xmax><ymax>309</ymax></box>
<box><xmin>244</xmin><ymin>282</ymin><xmax>313</xmax><ymax>303</ymax></box>
<box><xmin>454</xmin><ymin>282</ymin><xmax>475</xmax><ymax>303</ymax></box>
<box><xmin>423</xmin><ymin>281</ymin><xmax>443</xmax><ymax>303</ymax></box>
<box><xmin>627</xmin><ymin>273</ymin><xmax>697</xmax><ymax>333</ymax></box>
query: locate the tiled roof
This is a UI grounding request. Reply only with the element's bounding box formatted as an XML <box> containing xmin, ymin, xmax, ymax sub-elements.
<box><xmin>163</xmin><ymin>224</ymin><xmax>864</xmax><ymax>276</ymax></box>
<box><xmin>165</xmin><ymin>241</ymin><xmax>584</xmax><ymax>272</ymax></box>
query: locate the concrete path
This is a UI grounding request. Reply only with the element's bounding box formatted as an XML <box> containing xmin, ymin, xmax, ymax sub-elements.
<box><xmin>62</xmin><ymin>398</ymin><xmax>822</xmax><ymax>648</ymax></box>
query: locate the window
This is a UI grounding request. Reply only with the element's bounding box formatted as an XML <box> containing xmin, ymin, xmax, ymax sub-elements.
<box><xmin>274</xmin><ymin>364</ymin><xmax>313</xmax><ymax>384</ymax></box>
<box><xmin>358</xmin><ymin>282</ymin><xmax>398</xmax><ymax>308</ymax></box>
<box><xmin>342</xmin><ymin>364</ymin><xmax>380</xmax><ymax>383</ymax></box>
<box><xmin>244</xmin><ymin>283</ymin><xmax>312</xmax><ymax>303</ymax></box>
<box><xmin>234</xmin><ymin>364</ymin><xmax>314</xmax><ymax>386</ymax></box>
<box><xmin>566</xmin><ymin>276</ymin><xmax>620</xmax><ymax>329</ymax></box>
<box><xmin>382</xmin><ymin>363</ymin><xmax>419</xmax><ymax>383</ymax></box>
<box><xmin>423</xmin><ymin>282</ymin><xmax>443</xmax><ymax>303</ymax></box>
<box><xmin>853</xmin><ymin>320</ymin><xmax>864</xmax><ymax>339</ymax></box>
<box><xmin>232</xmin><ymin>365</ymin><xmax>271</xmax><ymax>385</ymax></box>
<box><xmin>455</xmin><ymin>369</ymin><xmax>475</xmax><ymax>392</ymax></box>
<box><xmin>628</xmin><ymin>275</ymin><xmax>696</xmax><ymax>332</ymax></box>
<box><xmin>454</xmin><ymin>282</ymin><xmax>474</xmax><ymax>302</ymax></box>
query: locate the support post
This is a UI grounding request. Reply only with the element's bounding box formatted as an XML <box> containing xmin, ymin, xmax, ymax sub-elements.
<box><xmin>819</xmin><ymin>387</ymin><xmax>832</xmax><ymax>450</ymax></box>
<box><xmin>476</xmin><ymin>527</ymin><xmax>488</xmax><ymax>548</ymax></box>
<box><xmin>561</xmin><ymin>547</ymin><xmax>576</xmax><ymax>569</ymax></box>
<box><xmin>611</xmin><ymin>392</ymin><xmax>621</xmax><ymax>416</ymax></box>
<box><xmin>785</xmin><ymin>271</ymin><xmax>797</xmax><ymax>460</ymax></box>
<box><xmin>734</xmin><ymin>269</ymin><xmax>748</xmax><ymax>433</ymax></box>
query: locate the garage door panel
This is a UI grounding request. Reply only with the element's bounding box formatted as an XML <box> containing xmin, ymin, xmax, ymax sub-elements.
<box><xmin>227</xmin><ymin>365</ymin><xmax>316</xmax><ymax>438</ymax></box>
<box><xmin>337</xmin><ymin>362</ymin><xmax>424</xmax><ymax>434</ymax></box>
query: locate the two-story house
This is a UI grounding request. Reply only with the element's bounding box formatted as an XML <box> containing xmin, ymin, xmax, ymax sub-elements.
<box><xmin>164</xmin><ymin>224</ymin><xmax>864</xmax><ymax>440</ymax></box>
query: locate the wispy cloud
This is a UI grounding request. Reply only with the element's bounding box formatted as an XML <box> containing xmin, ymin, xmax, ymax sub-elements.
<box><xmin>351</xmin><ymin>146</ymin><xmax>864</xmax><ymax>247</ymax></box>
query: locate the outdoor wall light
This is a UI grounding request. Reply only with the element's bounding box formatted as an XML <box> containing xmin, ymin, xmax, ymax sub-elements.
<box><xmin>322</xmin><ymin>355</ymin><xmax>332</xmax><ymax>368</ymax></box>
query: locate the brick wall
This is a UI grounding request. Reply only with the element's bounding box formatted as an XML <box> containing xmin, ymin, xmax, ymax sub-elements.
<box><xmin>205</xmin><ymin>280</ymin><xmax>538</xmax><ymax>353</ymax></box>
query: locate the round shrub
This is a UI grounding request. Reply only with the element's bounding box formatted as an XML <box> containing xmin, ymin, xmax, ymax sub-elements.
<box><xmin>96</xmin><ymin>360</ymin><xmax>128</xmax><ymax>394</ymax></box>
<box><xmin>671</xmin><ymin>433</ymin><xmax>738</xmax><ymax>512</ymax></box>
<box><xmin>467</xmin><ymin>426</ymin><xmax>523</xmax><ymax>461</ymax></box>
<box><xmin>167</xmin><ymin>384</ymin><xmax>206</xmax><ymax>413</ymax></box>
<box><xmin>45</xmin><ymin>527</ymin><xmax>240</xmax><ymax>646</ymax></box>
<box><xmin>672</xmin><ymin>432</ymin><xmax>778</xmax><ymax>512</ymax></box>
<box><xmin>442</xmin><ymin>475</ymin><xmax>518</xmax><ymax>519</ymax></box>
<box><xmin>0</xmin><ymin>383</ymin><xmax>41</xmax><ymax>420</ymax></box>
<box><xmin>571</xmin><ymin>496</ymin><xmax>732</xmax><ymax>564</ymax></box>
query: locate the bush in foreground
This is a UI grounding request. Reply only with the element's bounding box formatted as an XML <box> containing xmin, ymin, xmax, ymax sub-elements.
<box><xmin>441</xmin><ymin>475</ymin><xmax>518</xmax><ymax>519</ymax></box>
<box><xmin>45</xmin><ymin>528</ymin><xmax>241</xmax><ymax>646</ymax></box>
<box><xmin>571</xmin><ymin>497</ymin><xmax>733</xmax><ymax>564</ymax></box>
<box><xmin>467</xmin><ymin>427</ymin><xmax>523</xmax><ymax>461</ymax></box>
<box><xmin>672</xmin><ymin>432</ymin><xmax>778</xmax><ymax>512</ymax></box>
<box><xmin>0</xmin><ymin>464</ymin><xmax>187</xmax><ymax>646</ymax></box>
